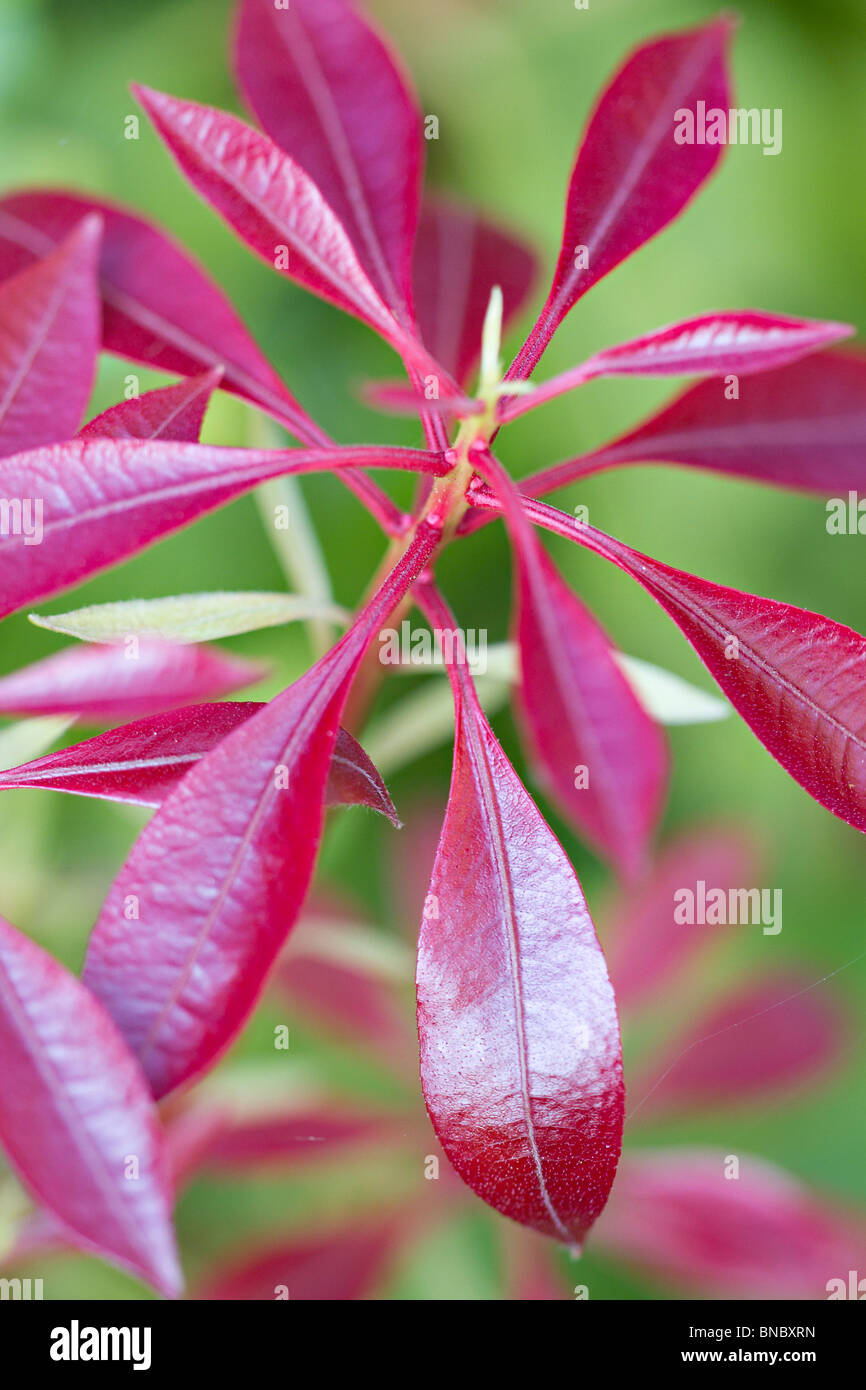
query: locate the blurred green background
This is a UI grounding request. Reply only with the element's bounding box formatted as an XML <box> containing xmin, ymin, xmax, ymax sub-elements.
<box><xmin>1</xmin><ymin>0</ymin><xmax>865</xmax><ymax>1299</ymax></box>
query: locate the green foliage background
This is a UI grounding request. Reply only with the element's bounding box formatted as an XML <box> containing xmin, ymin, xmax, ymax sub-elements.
<box><xmin>1</xmin><ymin>0</ymin><xmax>864</xmax><ymax>1299</ymax></box>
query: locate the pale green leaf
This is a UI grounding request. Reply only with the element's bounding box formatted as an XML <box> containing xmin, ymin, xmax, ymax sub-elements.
<box><xmin>29</xmin><ymin>592</ymin><xmax>349</xmax><ymax>645</ymax></box>
<box><xmin>615</xmin><ymin>653</ymin><xmax>731</xmax><ymax>725</ymax></box>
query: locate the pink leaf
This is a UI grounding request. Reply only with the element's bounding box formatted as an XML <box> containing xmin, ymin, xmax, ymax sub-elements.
<box><xmin>0</xmin><ymin>643</ymin><xmax>265</xmax><ymax>722</ymax></box>
<box><xmin>0</xmin><ymin>436</ymin><xmax>443</xmax><ymax>618</ymax></box>
<box><xmin>80</xmin><ymin>369</ymin><xmax>222</xmax><ymax>442</ymax></box>
<box><xmin>197</xmin><ymin>1225</ymin><xmax>398</xmax><ymax>1300</ymax></box>
<box><xmin>476</xmin><ymin>448</ymin><xmax>667</xmax><ymax>879</ymax></box>
<box><xmin>604</xmin><ymin>829</ymin><xmax>757</xmax><ymax>1011</ymax></box>
<box><xmin>82</xmin><ymin>524</ymin><xmax>440</xmax><ymax>1099</ymax></box>
<box><xmin>361</xmin><ymin>378</ymin><xmax>480</xmax><ymax>419</ymax></box>
<box><xmin>133</xmin><ymin>87</ymin><xmax>457</xmax><ymax>392</ymax></box>
<box><xmin>595</xmin><ymin>1149</ymin><xmax>866</xmax><ymax>1299</ymax></box>
<box><xmin>234</xmin><ymin>0</ymin><xmax>422</xmax><ymax>320</ymax></box>
<box><xmin>187</xmin><ymin>1108</ymin><xmax>388</xmax><ymax>1174</ymax></box>
<box><xmin>526</xmin><ymin>349</ymin><xmax>866</xmax><ymax>497</ymax></box>
<box><xmin>0</xmin><ymin>701</ymin><xmax>398</xmax><ymax>825</ymax></box>
<box><xmin>514</xmin><ymin>497</ymin><xmax>866</xmax><ymax>835</ymax></box>
<box><xmin>412</xmin><ymin>198</ymin><xmax>537</xmax><ymax>386</ymax></box>
<box><xmin>632</xmin><ymin>975</ymin><xmax>847</xmax><ymax>1118</ymax></box>
<box><xmin>276</xmin><ymin>951</ymin><xmax>409</xmax><ymax>1062</ymax></box>
<box><xmin>415</xmin><ymin>583</ymin><xmax>623</xmax><ymax>1247</ymax></box>
<box><xmin>0</xmin><ymin>216</ymin><xmax>101</xmax><ymax>458</ymax></box>
<box><xmin>0</xmin><ymin>190</ymin><xmax>320</xmax><ymax>441</ymax></box>
<box><xmin>508</xmin><ymin>18</ymin><xmax>734</xmax><ymax>380</ymax></box>
<box><xmin>0</xmin><ymin>913</ymin><xmax>181</xmax><ymax>1296</ymax></box>
<box><xmin>500</xmin><ymin>312</ymin><xmax>853</xmax><ymax>423</ymax></box>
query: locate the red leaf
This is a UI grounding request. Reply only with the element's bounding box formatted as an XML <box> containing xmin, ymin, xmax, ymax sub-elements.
<box><xmin>609</xmin><ymin>548</ymin><xmax>866</xmax><ymax>834</ymax></box>
<box><xmin>500</xmin><ymin>312</ymin><xmax>852</xmax><ymax>423</ymax></box>
<box><xmin>0</xmin><ymin>436</ymin><xmax>443</xmax><ymax>618</ymax></box>
<box><xmin>515</xmin><ymin>547</ymin><xmax>667</xmax><ymax>879</ymax></box>
<box><xmin>0</xmin><ymin>216</ymin><xmax>100</xmax><ymax>458</ymax></box>
<box><xmin>516</xmin><ymin>496</ymin><xmax>866</xmax><ymax>835</ymax></box>
<box><xmin>633</xmin><ymin>975</ymin><xmax>847</xmax><ymax>1118</ymax></box>
<box><xmin>133</xmin><ymin>87</ymin><xmax>456</xmax><ymax>392</ymax></box>
<box><xmin>327</xmin><ymin>728</ymin><xmax>400</xmax><ymax>824</ymax></box>
<box><xmin>0</xmin><ymin>190</ymin><xmax>320</xmax><ymax>441</ymax></box>
<box><xmin>0</xmin><ymin>643</ymin><xmax>265</xmax><ymax>722</ymax></box>
<box><xmin>508</xmin><ymin>18</ymin><xmax>734</xmax><ymax>380</ymax></box>
<box><xmin>412</xmin><ymin>198</ymin><xmax>537</xmax><ymax>386</ymax></box>
<box><xmin>234</xmin><ymin>0</ymin><xmax>422</xmax><ymax>320</ymax></box>
<box><xmin>82</xmin><ymin>523</ymin><xmax>440</xmax><ymax>1099</ymax></box>
<box><xmin>604</xmin><ymin>829</ymin><xmax>757</xmax><ymax>1011</ymax></box>
<box><xmin>0</xmin><ymin>701</ymin><xmax>262</xmax><ymax>802</ymax></box>
<box><xmin>198</xmin><ymin>1225</ymin><xmax>397</xmax><ymax>1300</ymax></box>
<box><xmin>527</xmin><ymin>349</ymin><xmax>866</xmax><ymax>497</ymax></box>
<box><xmin>0</xmin><ymin>913</ymin><xmax>180</xmax><ymax>1296</ymax></box>
<box><xmin>80</xmin><ymin>370</ymin><xmax>221</xmax><ymax>442</ymax></box>
<box><xmin>595</xmin><ymin>1149</ymin><xmax>866</xmax><ymax>1299</ymax></box>
<box><xmin>476</xmin><ymin>448</ymin><xmax>667</xmax><ymax>879</ymax></box>
<box><xmin>415</xmin><ymin>584</ymin><xmax>624</xmax><ymax>1247</ymax></box>
<box><xmin>0</xmin><ymin>701</ymin><xmax>398</xmax><ymax>825</ymax></box>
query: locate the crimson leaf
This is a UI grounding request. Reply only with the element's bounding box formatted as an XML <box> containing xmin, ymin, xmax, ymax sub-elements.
<box><xmin>415</xmin><ymin>583</ymin><xmax>623</xmax><ymax>1247</ymax></box>
<box><xmin>0</xmin><ymin>701</ymin><xmax>395</xmax><ymax>829</ymax></box>
<box><xmin>0</xmin><ymin>437</ymin><xmax>443</xmax><ymax>619</ymax></box>
<box><xmin>0</xmin><ymin>190</ymin><xmax>321</xmax><ymax>442</ymax></box>
<box><xmin>525</xmin><ymin>350</ymin><xmax>866</xmax><ymax>497</ymax></box>
<box><xmin>508</xmin><ymin>17</ymin><xmax>734</xmax><ymax>380</ymax></box>
<box><xmin>499</xmin><ymin>311</ymin><xmax>852</xmax><ymax>424</ymax></box>
<box><xmin>0</xmin><ymin>215</ymin><xmax>100</xmax><ymax>458</ymax></box>
<box><xmin>234</xmin><ymin>0</ymin><xmax>422</xmax><ymax>321</ymax></box>
<box><xmin>0</xmin><ymin>913</ymin><xmax>180</xmax><ymax>1296</ymax></box>
<box><xmin>133</xmin><ymin>87</ymin><xmax>458</xmax><ymax>393</ymax></box>
<box><xmin>79</xmin><ymin>370</ymin><xmax>221</xmax><ymax>442</ymax></box>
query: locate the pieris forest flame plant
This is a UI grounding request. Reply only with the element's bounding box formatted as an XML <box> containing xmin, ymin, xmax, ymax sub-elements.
<box><xmin>0</xmin><ymin>0</ymin><xmax>864</xmax><ymax>1297</ymax></box>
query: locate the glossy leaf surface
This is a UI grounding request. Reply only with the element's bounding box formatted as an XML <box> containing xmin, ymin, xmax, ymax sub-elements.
<box><xmin>234</xmin><ymin>0</ymin><xmax>422</xmax><ymax>318</ymax></box>
<box><xmin>134</xmin><ymin>87</ymin><xmax>455</xmax><ymax>390</ymax></box>
<box><xmin>0</xmin><ymin>190</ymin><xmax>320</xmax><ymax>440</ymax></box>
<box><xmin>500</xmin><ymin>312</ymin><xmax>852</xmax><ymax>423</ymax></box>
<box><xmin>0</xmin><ymin>702</ymin><xmax>396</xmax><ymax>822</ymax></box>
<box><xmin>526</xmin><ymin>350</ymin><xmax>866</xmax><ymax>496</ymax></box>
<box><xmin>416</xmin><ymin>589</ymin><xmax>623</xmax><ymax>1246</ymax></box>
<box><xmin>0</xmin><ymin>436</ymin><xmax>442</xmax><ymax>618</ymax></box>
<box><xmin>508</xmin><ymin>18</ymin><xmax>733</xmax><ymax>379</ymax></box>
